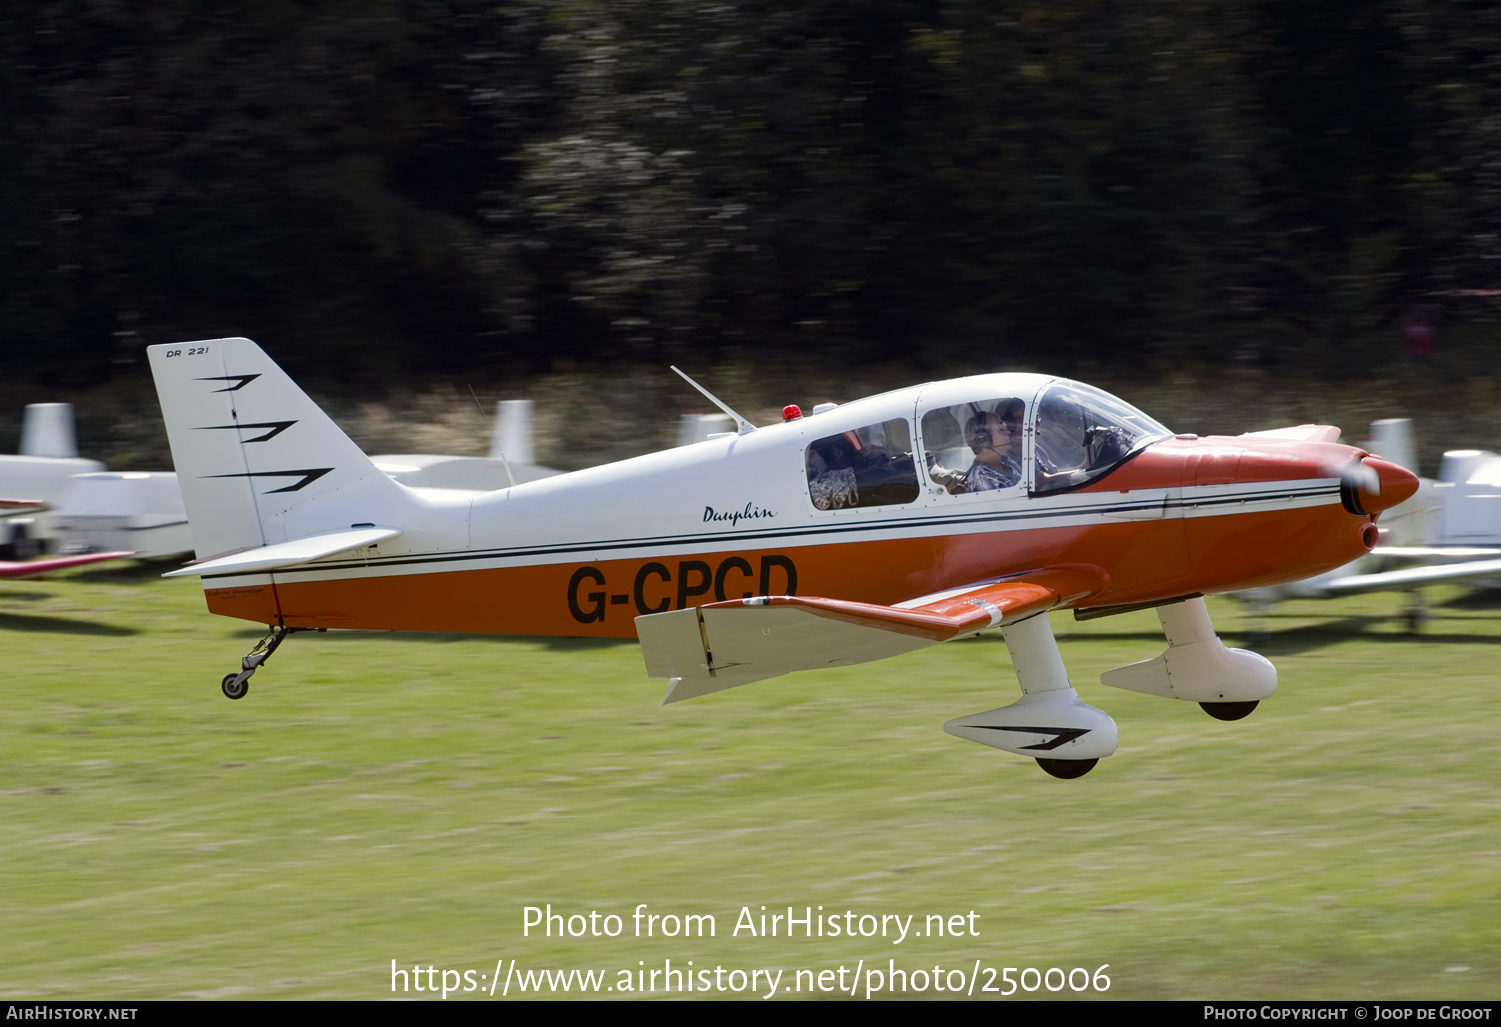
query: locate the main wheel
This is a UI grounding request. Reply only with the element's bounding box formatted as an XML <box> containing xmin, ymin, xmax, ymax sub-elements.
<box><xmin>1200</xmin><ymin>700</ymin><xmax>1257</xmax><ymax>721</ymax></box>
<box><xmin>221</xmin><ymin>673</ymin><xmax>249</xmax><ymax>700</ymax></box>
<box><xmin>1036</xmin><ymin>757</ymin><xmax>1097</xmax><ymax>779</ymax></box>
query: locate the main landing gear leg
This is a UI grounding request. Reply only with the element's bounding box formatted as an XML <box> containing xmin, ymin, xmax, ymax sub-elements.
<box><xmin>220</xmin><ymin>625</ymin><xmax>297</xmax><ymax>700</ymax></box>
<box><xmin>943</xmin><ymin>613</ymin><xmax>1119</xmax><ymax>779</ymax></box>
<box><xmin>1101</xmin><ymin>597</ymin><xmax>1276</xmax><ymax>720</ymax></box>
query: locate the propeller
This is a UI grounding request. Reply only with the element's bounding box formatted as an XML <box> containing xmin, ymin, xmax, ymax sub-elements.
<box><xmin>1336</xmin><ymin>456</ymin><xmax>1417</xmax><ymax>516</ymax></box>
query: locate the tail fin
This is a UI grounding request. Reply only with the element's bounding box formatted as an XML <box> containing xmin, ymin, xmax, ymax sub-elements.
<box><xmin>148</xmin><ymin>338</ymin><xmax>402</xmax><ymax>561</ymax></box>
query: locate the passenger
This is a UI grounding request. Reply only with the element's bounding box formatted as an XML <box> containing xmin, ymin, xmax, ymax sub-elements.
<box><xmin>807</xmin><ymin>437</ymin><xmax>859</xmax><ymax>509</ymax></box>
<box><xmin>808</xmin><ymin>425</ymin><xmax>918</xmax><ymax>508</ymax></box>
<box><xmin>981</xmin><ymin>397</ymin><xmax>1070</xmax><ymax>492</ymax></box>
<box><xmin>992</xmin><ymin>397</ymin><xmax>1033</xmax><ymax>468</ymax></box>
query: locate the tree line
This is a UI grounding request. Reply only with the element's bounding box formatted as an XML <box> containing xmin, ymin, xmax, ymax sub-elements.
<box><xmin>3</xmin><ymin>0</ymin><xmax>1499</xmax><ymax>387</ymax></box>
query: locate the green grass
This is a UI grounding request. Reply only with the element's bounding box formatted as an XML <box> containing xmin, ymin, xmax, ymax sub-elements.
<box><xmin>1</xmin><ymin>567</ymin><xmax>1498</xmax><ymax>1000</ymax></box>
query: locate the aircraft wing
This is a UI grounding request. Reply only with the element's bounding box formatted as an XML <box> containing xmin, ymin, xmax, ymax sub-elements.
<box><xmin>1371</xmin><ymin>546</ymin><xmax>1501</xmax><ymax>559</ymax></box>
<box><xmin>637</xmin><ymin>577</ymin><xmax>1071</xmax><ymax>703</ymax></box>
<box><xmin>0</xmin><ymin>551</ymin><xmax>135</xmax><ymax>579</ymax></box>
<box><xmin>1311</xmin><ymin>557</ymin><xmax>1501</xmax><ymax>595</ymax></box>
<box><xmin>0</xmin><ymin>498</ymin><xmax>48</xmax><ymax>516</ymax></box>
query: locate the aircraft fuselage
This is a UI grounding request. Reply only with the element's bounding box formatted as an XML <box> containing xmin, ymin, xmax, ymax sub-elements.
<box><xmin>196</xmin><ymin>376</ymin><xmax>1400</xmax><ymax>638</ymax></box>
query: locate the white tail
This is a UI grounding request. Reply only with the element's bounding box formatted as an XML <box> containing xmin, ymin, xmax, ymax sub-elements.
<box><xmin>20</xmin><ymin>403</ymin><xmax>79</xmax><ymax>458</ymax></box>
<box><xmin>147</xmin><ymin>338</ymin><xmax>405</xmax><ymax>562</ymax></box>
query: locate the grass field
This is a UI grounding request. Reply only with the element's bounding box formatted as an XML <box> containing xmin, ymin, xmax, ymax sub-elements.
<box><xmin>2</xmin><ymin>566</ymin><xmax>1498</xmax><ymax>1000</ymax></box>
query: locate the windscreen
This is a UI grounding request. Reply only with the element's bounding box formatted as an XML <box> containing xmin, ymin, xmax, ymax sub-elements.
<box><xmin>1031</xmin><ymin>382</ymin><xmax>1171</xmax><ymax>494</ymax></box>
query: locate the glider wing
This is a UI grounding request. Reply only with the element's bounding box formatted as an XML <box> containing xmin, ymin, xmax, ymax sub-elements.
<box><xmin>0</xmin><ymin>551</ymin><xmax>135</xmax><ymax>579</ymax></box>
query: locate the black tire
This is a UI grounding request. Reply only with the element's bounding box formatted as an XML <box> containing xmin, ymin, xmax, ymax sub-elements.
<box><xmin>1200</xmin><ymin>700</ymin><xmax>1258</xmax><ymax>721</ymax></box>
<box><xmin>221</xmin><ymin>673</ymin><xmax>248</xmax><ymax>700</ymax></box>
<box><xmin>1036</xmin><ymin>757</ymin><xmax>1097</xmax><ymax>780</ymax></box>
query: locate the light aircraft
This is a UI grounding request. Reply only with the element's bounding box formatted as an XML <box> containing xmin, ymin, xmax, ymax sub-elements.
<box><xmin>147</xmin><ymin>338</ymin><xmax>1417</xmax><ymax>778</ymax></box>
<box><xmin>0</xmin><ymin>403</ymin><xmax>106</xmax><ymax>559</ymax></box>
<box><xmin>0</xmin><ymin>498</ymin><xmax>133</xmax><ymax>577</ymax></box>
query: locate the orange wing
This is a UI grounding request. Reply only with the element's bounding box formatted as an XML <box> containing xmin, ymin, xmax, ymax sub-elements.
<box><xmin>636</xmin><ymin>574</ymin><xmax>1102</xmax><ymax>703</ymax></box>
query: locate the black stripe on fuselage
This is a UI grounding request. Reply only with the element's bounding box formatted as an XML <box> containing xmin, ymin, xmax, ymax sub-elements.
<box><xmin>197</xmin><ymin>483</ymin><xmax>1340</xmax><ymax>580</ymax></box>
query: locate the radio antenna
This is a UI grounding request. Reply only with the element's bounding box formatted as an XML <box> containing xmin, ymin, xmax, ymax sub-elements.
<box><xmin>670</xmin><ymin>366</ymin><xmax>756</xmax><ymax>435</ymax></box>
<box><xmin>469</xmin><ymin>385</ymin><xmax>516</xmax><ymax>488</ymax></box>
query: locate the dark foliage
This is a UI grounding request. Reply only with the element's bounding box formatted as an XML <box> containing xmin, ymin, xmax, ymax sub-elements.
<box><xmin>2</xmin><ymin>1</ymin><xmax>1498</xmax><ymax>386</ymax></box>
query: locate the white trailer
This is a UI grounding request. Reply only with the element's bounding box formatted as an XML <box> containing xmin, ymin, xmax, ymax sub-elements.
<box><xmin>52</xmin><ymin>472</ymin><xmax>191</xmax><ymax>559</ymax></box>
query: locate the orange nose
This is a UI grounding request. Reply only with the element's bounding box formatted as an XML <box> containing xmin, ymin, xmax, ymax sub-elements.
<box><xmin>1357</xmin><ymin>456</ymin><xmax>1420</xmax><ymax>515</ymax></box>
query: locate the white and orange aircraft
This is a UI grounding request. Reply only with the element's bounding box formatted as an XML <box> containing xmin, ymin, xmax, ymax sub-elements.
<box><xmin>147</xmin><ymin>339</ymin><xmax>1417</xmax><ymax>778</ymax></box>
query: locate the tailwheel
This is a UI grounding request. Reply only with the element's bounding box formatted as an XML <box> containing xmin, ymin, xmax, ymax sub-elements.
<box><xmin>221</xmin><ymin>673</ymin><xmax>249</xmax><ymax>700</ymax></box>
<box><xmin>1200</xmin><ymin>700</ymin><xmax>1258</xmax><ymax>721</ymax></box>
<box><xmin>1036</xmin><ymin>758</ymin><xmax>1098</xmax><ymax>780</ymax></box>
<box><xmin>219</xmin><ymin>625</ymin><xmax>299</xmax><ymax>701</ymax></box>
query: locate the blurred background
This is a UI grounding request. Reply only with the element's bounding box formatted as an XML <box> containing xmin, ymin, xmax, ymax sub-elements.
<box><xmin>4</xmin><ymin>0</ymin><xmax>1501</xmax><ymax>467</ymax></box>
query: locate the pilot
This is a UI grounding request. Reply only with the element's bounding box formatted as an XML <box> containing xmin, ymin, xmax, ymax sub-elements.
<box><xmin>962</xmin><ymin>407</ymin><xmax>1023</xmax><ymax>492</ymax></box>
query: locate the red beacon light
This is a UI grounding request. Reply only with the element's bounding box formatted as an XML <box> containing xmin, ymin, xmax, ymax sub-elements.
<box><xmin>782</xmin><ymin>404</ymin><xmax>803</xmax><ymax>421</ymax></box>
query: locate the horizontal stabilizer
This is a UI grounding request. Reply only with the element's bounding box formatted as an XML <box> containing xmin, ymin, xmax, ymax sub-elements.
<box><xmin>163</xmin><ymin>526</ymin><xmax>401</xmax><ymax>578</ymax></box>
<box><xmin>638</xmin><ymin>579</ymin><xmax>1063</xmax><ymax>703</ymax></box>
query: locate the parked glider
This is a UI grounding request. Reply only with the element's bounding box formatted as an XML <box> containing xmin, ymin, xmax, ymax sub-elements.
<box><xmin>148</xmin><ymin>339</ymin><xmax>1416</xmax><ymax>778</ymax></box>
<box><xmin>0</xmin><ymin>540</ymin><xmax>135</xmax><ymax>578</ymax></box>
<box><xmin>0</xmin><ymin>499</ymin><xmax>48</xmax><ymax>517</ymax></box>
<box><xmin>1</xmin><ymin>499</ymin><xmax>135</xmax><ymax>575</ymax></box>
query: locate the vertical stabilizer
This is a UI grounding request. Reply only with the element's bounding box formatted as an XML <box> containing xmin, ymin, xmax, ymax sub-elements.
<box><xmin>490</xmin><ymin>399</ymin><xmax>534</xmax><ymax>465</ymax></box>
<box><xmin>147</xmin><ymin>338</ymin><xmax>401</xmax><ymax>561</ymax></box>
<box><xmin>1369</xmin><ymin>418</ymin><xmax>1417</xmax><ymax>474</ymax></box>
<box><xmin>20</xmin><ymin>403</ymin><xmax>78</xmax><ymax>458</ymax></box>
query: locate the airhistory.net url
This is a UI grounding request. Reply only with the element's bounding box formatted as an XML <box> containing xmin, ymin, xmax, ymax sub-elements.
<box><xmin>390</xmin><ymin>958</ymin><xmax>1112</xmax><ymax>999</ymax></box>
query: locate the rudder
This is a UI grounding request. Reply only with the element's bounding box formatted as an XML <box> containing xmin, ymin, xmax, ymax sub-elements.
<box><xmin>147</xmin><ymin>338</ymin><xmax>399</xmax><ymax>561</ymax></box>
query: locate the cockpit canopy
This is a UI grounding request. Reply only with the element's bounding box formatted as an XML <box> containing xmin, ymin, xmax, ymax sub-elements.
<box><xmin>801</xmin><ymin>375</ymin><xmax>1171</xmax><ymax>511</ymax></box>
<box><xmin>1029</xmin><ymin>380</ymin><xmax>1172</xmax><ymax>494</ymax></box>
<box><xmin>919</xmin><ymin>378</ymin><xmax>1170</xmax><ymax>499</ymax></box>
